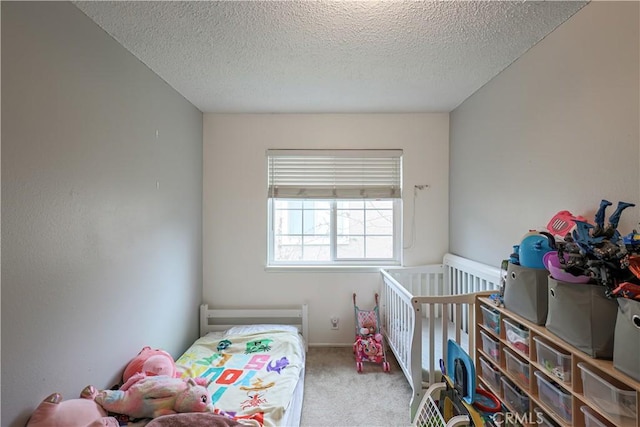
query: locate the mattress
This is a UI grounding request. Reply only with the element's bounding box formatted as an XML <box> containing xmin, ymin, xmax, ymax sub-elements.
<box><xmin>420</xmin><ymin>316</ymin><xmax>470</xmax><ymax>382</ymax></box>
<box><xmin>175</xmin><ymin>326</ymin><xmax>306</xmax><ymax>427</ymax></box>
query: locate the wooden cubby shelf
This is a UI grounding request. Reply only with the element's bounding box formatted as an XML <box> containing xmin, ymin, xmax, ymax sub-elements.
<box><xmin>475</xmin><ymin>296</ymin><xmax>640</xmax><ymax>427</ymax></box>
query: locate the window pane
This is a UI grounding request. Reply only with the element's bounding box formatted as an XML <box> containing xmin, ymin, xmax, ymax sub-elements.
<box><xmin>302</xmin><ymin>238</ymin><xmax>330</xmax><ymax>261</ymax></box>
<box><xmin>337</xmin><ymin>236</ymin><xmax>364</xmax><ymax>258</ymax></box>
<box><xmin>278</xmin><ymin>235</ymin><xmax>302</xmax><ymax>246</ymax></box>
<box><xmin>303</xmin><ymin>236</ymin><xmax>330</xmax><ymax>246</ymax></box>
<box><xmin>273</xmin><ymin>199</ymin><xmax>332</xmax><ymax>262</ymax></box>
<box><xmin>365</xmin><ymin>236</ymin><xmax>394</xmax><ymax>258</ymax></box>
<box><xmin>305</xmin><ymin>200</ymin><xmax>330</xmax><ymax>210</ymax></box>
<box><xmin>337</xmin><ymin>209</ymin><xmax>365</xmax><ymax>235</ymax></box>
<box><xmin>274</xmin><ymin>201</ymin><xmax>302</xmax><ymax>235</ymax></box>
<box><xmin>274</xmin><ymin>238</ymin><xmax>302</xmax><ymax>261</ymax></box>
<box><xmin>271</xmin><ymin>197</ymin><xmax>399</xmax><ymax>264</ymax></box>
<box><xmin>338</xmin><ymin>200</ymin><xmax>364</xmax><ymax>209</ymax></box>
<box><xmin>365</xmin><ymin>209</ymin><xmax>393</xmax><ymax>235</ymax></box>
<box><xmin>365</xmin><ymin>200</ymin><xmax>392</xmax><ymax>210</ymax></box>
<box><xmin>303</xmin><ymin>209</ymin><xmax>330</xmax><ymax>235</ymax></box>
<box><xmin>286</xmin><ymin>200</ymin><xmax>303</xmax><ymax>209</ymax></box>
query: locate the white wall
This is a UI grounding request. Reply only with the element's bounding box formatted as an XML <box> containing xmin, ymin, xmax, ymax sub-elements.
<box><xmin>1</xmin><ymin>3</ymin><xmax>203</xmax><ymax>426</ymax></box>
<box><xmin>450</xmin><ymin>1</ymin><xmax>639</xmax><ymax>266</ymax></box>
<box><xmin>203</xmin><ymin>114</ymin><xmax>449</xmax><ymax>345</ymax></box>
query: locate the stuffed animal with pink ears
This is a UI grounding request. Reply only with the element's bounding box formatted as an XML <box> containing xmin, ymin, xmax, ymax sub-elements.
<box><xmin>95</xmin><ymin>375</ymin><xmax>213</xmax><ymax>419</ymax></box>
<box><xmin>26</xmin><ymin>385</ymin><xmax>119</xmax><ymax>427</ymax></box>
<box><xmin>122</xmin><ymin>346</ymin><xmax>178</xmax><ymax>384</ymax></box>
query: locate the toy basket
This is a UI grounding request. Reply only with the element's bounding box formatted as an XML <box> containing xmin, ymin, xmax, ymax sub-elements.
<box><xmin>412</xmin><ymin>383</ymin><xmax>470</xmax><ymax>427</ymax></box>
<box><xmin>412</xmin><ymin>340</ymin><xmax>500</xmax><ymax>427</ymax></box>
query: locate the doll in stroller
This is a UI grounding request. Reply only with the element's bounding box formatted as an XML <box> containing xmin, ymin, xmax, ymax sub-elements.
<box><xmin>352</xmin><ymin>293</ymin><xmax>390</xmax><ymax>372</ymax></box>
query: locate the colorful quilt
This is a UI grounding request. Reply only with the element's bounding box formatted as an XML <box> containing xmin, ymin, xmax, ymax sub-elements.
<box><xmin>175</xmin><ymin>330</ymin><xmax>305</xmax><ymax>427</ymax></box>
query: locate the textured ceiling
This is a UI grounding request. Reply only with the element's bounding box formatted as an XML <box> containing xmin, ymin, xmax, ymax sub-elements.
<box><xmin>73</xmin><ymin>1</ymin><xmax>587</xmax><ymax>113</ymax></box>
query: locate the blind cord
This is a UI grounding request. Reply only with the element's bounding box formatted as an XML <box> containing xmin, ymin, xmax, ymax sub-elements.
<box><xmin>403</xmin><ymin>185</ymin><xmax>429</xmax><ymax>250</ymax></box>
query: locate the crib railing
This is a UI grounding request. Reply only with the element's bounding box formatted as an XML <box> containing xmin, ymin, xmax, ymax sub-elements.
<box><xmin>380</xmin><ymin>253</ymin><xmax>501</xmax><ymax>419</ymax></box>
<box><xmin>444</xmin><ymin>253</ymin><xmax>503</xmax><ymax>333</ymax></box>
<box><xmin>380</xmin><ymin>264</ymin><xmax>444</xmax><ymax>391</ymax></box>
<box><xmin>445</xmin><ymin>253</ymin><xmax>502</xmax><ymax>295</ymax></box>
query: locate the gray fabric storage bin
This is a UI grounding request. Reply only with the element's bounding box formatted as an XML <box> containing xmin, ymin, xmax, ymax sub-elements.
<box><xmin>613</xmin><ymin>298</ymin><xmax>640</xmax><ymax>381</ymax></box>
<box><xmin>503</xmin><ymin>262</ymin><xmax>549</xmax><ymax>325</ymax></box>
<box><xmin>545</xmin><ymin>278</ymin><xmax>618</xmax><ymax>359</ymax></box>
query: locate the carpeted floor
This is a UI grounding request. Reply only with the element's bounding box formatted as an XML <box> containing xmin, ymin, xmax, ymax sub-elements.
<box><xmin>299</xmin><ymin>347</ymin><xmax>413</xmax><ymax>427</ymax></box>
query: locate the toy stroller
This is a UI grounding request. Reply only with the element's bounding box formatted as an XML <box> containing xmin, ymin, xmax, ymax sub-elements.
<box><xmin>352</xmin><ymin>292</ymin><xmax>390</xmax><ymax>372</ymax></box>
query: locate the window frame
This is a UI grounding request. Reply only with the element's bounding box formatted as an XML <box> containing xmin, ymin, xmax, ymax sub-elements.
<box><xmin>267</xmin><ymin>197</ymin><xmax>402</xmax><ymax>267</ymax></box>
<box><xmin>266</xmin><ymin>149</ymin><xmax>403</xmax><ymax>268</ymax></box>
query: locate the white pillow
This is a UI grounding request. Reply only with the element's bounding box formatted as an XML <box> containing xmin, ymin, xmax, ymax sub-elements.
<box><xmin>223</xmin><ymin>324</ymin><xmax>300</xmax><ymax>337</ymax></box>
<box><xmin>203</xmin><ymin>331</ymin><xmax>224</xmax><ymax>339</ymax></box>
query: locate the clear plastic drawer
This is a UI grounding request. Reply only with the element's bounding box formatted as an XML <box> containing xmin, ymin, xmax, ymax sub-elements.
<box><xmin>578</xmin><ymin>362</ymin><xmax>637</xmax><ymax>423</ymax></box>
<box><xmin>480</xmin><ymin>329</ymin><xmax>500</xmax><ymax>362</ymax></box>
<box><xmin>480</xmin><ymin>356</ymin><xmax>502</xmax><ymax>393</ymax></box>
<box><xmin>503</xmin><ymin>318</ymin><xmax>530</xmax><ymax>356</ymax></box>
<box><xmin>501</xmin><ymin>376</ymin><xmax>530</xmax><ymax>413</ymax></box>
<box><xmin>580</xmin><ymin>406</ymin><xmax>608</xmax><ymax>427</ymax></box>
<box><xmin>481</xmin><ymin>304</ymin><xmax>501</xmax><ymax>335</ymax></box>
<box><xmin>534</xmin><ymin>370</ymin><xmax>572</xmax><ymax>423</ymax></box>
<box><xmin>534</xmin><ymin>336</ymin><xmax>571</xmax><ymax>384</ymax></box>
<box><xmin>504</xmin><ymin>347</ymin><xmax>530</xmax><ymax>388</ymax></box>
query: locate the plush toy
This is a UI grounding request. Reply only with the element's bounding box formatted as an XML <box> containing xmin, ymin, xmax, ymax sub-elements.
<box><xmin>145</xmin><ymin>413</ymin><xmax>243</xmax><ymax>427</ymax></box>
<box><xmin>361</xmin><ymin>336</ymin><xmax>383</xmax><ymax>357</ymax></box>
<box><xmin>95</xmin><ymin>375</ymin><xmax>213</xmax><ymax>419</ymax></box>
<box><xmin>122</xmin><ymin>346</ymin><xmax>177</xmax><ymax>384</ymax></box>
<box><xmin>26</xmin><ymin>385</ymin><xmax>119</xmax><ymax>427</ymax></box>
<box><xmin>359</xmin><ymin>320</ymin><xmax>377</xmax><ymax>335</ymax></box>
<box><xmin>354</xmin><ymin>333</ymin><xmax>384</xmax><ymax>363</ymax></box>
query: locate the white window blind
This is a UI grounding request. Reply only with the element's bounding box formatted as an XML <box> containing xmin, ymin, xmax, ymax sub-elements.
<box><xmin>267</xmin><ymin>149</ymin><xmax>402</xmax><ymax>199</ymax></box>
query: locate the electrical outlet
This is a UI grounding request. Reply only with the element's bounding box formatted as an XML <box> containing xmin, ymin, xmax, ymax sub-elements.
<box><xmin>330</xmin><ymin>316</ymin><xmax>339</xmax><ymax>330</ymax></box>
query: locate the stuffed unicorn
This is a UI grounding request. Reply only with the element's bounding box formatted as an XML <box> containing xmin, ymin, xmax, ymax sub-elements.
<box><xmin>95</xmin><ymin>375</ymin><xmax>212</xmax><ymax>419</ymax></box>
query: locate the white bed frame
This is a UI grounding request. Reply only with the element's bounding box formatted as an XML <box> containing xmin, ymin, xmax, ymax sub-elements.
<box><xmin>380</xmin><ymin>253</ymin><xmax>501</xmax><ymax>420</ymax></box>
<box><xmin>198</xmin><ymin>303</ymin><xmax>309</xmax><ymax>427</ymax></box>
<box><xmin>199</xmin><ymin>303</ymin><xmax>310</xmax><ymax>351</ymax></box>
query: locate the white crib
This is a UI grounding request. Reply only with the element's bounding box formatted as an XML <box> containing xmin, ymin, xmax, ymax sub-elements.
<box><xmin>380</xmin><ymin>253</ymin><xmax>502</xmax><ymax>420</ymax></box>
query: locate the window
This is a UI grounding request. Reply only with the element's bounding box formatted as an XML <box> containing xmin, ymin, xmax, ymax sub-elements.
<box><xmin>267</xmin><ymin>149</ymin><xmax>402</xmax><ymax>266</ymax></box>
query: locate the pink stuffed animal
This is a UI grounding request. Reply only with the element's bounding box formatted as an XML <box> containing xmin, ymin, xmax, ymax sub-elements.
<box><xmin>95</xmin><ymin>375</ymin><xmax>212</xmax><ymax>419</ymax></box>
<box><xmin>122</xmin><ymin>346</ymin><xmax>177</xmax><ymax>383</ymax></box>
<box><xmin>26</xmin><ymin>385</ymin><xmax>119</xmax><ymax>427</ymax></box>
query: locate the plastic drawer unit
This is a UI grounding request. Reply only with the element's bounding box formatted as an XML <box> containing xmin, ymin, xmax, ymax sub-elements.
<box><xmin>534</xmin><ymin>371</ymin><xmax>572</xmax><ymax>423</ymax></box>
<box><xmin>481</xmin><ymin>304</ymin><xmax>501</xmax><ymax>335</ymax></box>
<box><xmin>503</xmin><ymin>318</ymin><xmax>530</xmax><ymax>356</ymax></box>
<box><xmin>480</xmin><ymin>356</ymin><xmax>502</xmax><ymax>393</ymax></box>
<box><xmin>533</xmin><ymin>336</ymin><xmax>571</xmax><ymax>384</ymax></box>
<box><xmin>501</xmin><ymin>376</ymin><xmax>530</xmax><ymax>413</ymax></box>
<box><xmin>480</xmin><ymin>329</ymin><xmax>500</xmax><ymax>363</ymax></box>
<box><xmin>580</xmin><ymin>406</ymin><xmax>609</xmax><ymax>427</ymax></box>
<box><xmin>504</xmin><ymin>347</ymin><xmax>530</xmax><ymax>388</ymax></box>
<box><xmin>534</xmin><ymin>408</ymin><xmax>560</xmax><ymax>427</ymax></box>
<box><xmin>578</xmin><ymin>362</ymin><xmax>637</xmax><ymax>423</ymax></box>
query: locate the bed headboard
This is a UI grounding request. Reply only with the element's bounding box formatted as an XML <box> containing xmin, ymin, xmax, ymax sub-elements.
<box><xmin>199</xmin><ymin>303</ymin><xmax>309</xmax><ymax>351</ymax></box>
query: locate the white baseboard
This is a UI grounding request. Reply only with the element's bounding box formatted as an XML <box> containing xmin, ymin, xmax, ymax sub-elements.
<box><xmin>309</xmin><ymin>343</ymin><xmax>353</xmax><ymax>348</ymax></box>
